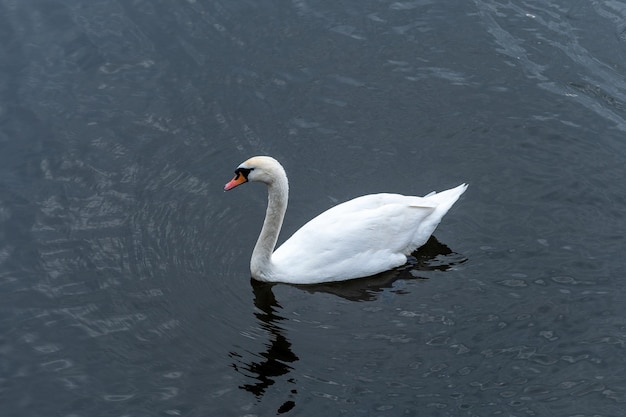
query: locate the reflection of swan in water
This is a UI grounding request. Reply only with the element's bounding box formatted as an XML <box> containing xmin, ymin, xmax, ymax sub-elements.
<box><xmin>229</xmin><ymin>281</ymin><xmax>298</xmax><ymax>414</ymax></box>
<box><xmin>229</xmin><ymin>236</ymin><xmax>465</xmax><ymax>413</ymax></box>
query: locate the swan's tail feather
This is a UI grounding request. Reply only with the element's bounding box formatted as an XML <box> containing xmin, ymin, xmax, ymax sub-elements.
<box><xmin>429</xmin><ymin>183</ymin><xmax>468</xmax><ymax>217</ymax></box>
<box><xmin>406</xmin><ymin>183</ymin><xmax>467</xmax><ymax>254</ymax></box>
<box><xmin>425</xmin><ymin>183</ymin><xmax>468</xmax><ymax>203</ymax></box>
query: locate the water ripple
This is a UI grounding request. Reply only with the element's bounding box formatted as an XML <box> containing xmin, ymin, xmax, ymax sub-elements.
<box><xmin>474</xmin><ymin>0</ymin><xmax>626</xmax><ymax>131</ymax></box>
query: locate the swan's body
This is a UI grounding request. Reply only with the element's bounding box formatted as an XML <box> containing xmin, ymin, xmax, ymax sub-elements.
<box><xmin>225</xmin><ymin>156</ymin><xmax>467</xmax><ymax>284</ymax></box>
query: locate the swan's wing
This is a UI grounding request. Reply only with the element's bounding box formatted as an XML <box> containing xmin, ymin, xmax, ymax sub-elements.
<box><xmin>272</xmin><ymin>194</ymin><xmax>438</xmax><ymax>282</ymax></box>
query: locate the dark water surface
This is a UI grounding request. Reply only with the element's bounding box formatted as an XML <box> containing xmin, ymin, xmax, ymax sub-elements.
<box><xmin>2</xmin><ymin>0</ymin><xmax>626</xmax><ymax>416</ymax></box>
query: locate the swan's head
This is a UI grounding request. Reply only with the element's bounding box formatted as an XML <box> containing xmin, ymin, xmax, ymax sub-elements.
<box><xmin>224</xmin><ymin>156</ymin><xmax>287</xmax><ymax>191</ymax></box>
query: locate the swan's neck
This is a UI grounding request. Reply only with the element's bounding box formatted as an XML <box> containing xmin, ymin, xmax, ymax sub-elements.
<box><xmin>251</xmin><ymin>175</ymin><xmax>288</xmax><ymax>280</ymax></box>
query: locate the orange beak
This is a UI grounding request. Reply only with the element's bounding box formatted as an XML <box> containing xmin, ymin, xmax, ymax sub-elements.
<box><xmin>224</xmin><ymin>173</ymin><xmax>247</xmax><ymax>191</ymax></box>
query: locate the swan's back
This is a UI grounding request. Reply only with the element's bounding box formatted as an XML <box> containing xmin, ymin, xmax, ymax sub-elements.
<box><xmin>271</xmin><ymin>183</ymin><xmax>467</xmax><ymax>284</ymax></box>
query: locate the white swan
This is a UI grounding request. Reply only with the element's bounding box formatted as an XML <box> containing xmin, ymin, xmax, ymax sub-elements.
<box><xmin>224</xmin><ymin>156</ymin><xmax>467</xmax><ymax>284</ymax></box>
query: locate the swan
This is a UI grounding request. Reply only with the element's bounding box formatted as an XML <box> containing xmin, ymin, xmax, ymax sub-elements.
<box><xmin>224</xmin><ymin>156</ymin><xmax>467</xmax><ymax>284</ymax></box>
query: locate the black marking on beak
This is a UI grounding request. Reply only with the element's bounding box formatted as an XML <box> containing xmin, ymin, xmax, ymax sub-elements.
<box><xmin>235</xmin><ymin>167</ymin><xmax>253</xmax><ymax>181</ymax></box>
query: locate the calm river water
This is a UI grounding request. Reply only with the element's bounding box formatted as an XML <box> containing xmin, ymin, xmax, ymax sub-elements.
<box><xmin>1</xmin><ymin>0</ymin><xmax>626</xmax><ymax>416</ymax></box>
